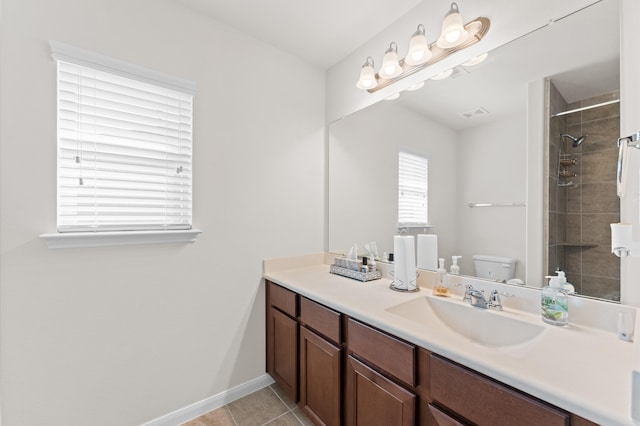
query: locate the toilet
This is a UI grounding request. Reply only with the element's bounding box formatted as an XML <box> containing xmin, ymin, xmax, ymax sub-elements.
<box><xmin>472</xmin><ymin>255</ymin><xmax>517</xmax><ymax>282</ymax></box>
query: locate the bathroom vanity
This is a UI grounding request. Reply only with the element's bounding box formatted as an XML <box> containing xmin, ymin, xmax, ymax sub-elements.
<box><xmin>264</xmin><ymin>254</ymin><xmax>638</xmax><ymax>426</ymax></box>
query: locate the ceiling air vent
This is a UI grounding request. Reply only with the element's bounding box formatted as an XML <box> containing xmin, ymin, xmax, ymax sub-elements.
<box><xmin>459</xmin><ymin>107</ymin><xmax>489</xmax><ymax>119</ymax></box>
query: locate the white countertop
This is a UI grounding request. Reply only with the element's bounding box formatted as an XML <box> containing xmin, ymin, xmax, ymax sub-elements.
<box><xmin>264</xmin><ymin>254</ymin><xmax>640</xmax><ymax>426</ymax></box>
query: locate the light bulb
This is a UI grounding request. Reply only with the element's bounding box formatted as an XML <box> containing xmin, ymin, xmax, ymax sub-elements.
<box><xmin>356</xmin><ymin>57</ymin><xmax>378</xmax><ymax>90</ymax></box>
<box><xmin>380</xmin><ymin>42</ymin><xmax>402</xmax><ymax>79</ymax></box>
<box><xmin>405</xmin><ymin>25</ymin><xmax>432</xmax><ymax>66</ymax></box>
<box><xmin>437</xmin><ymin>3</ymin><xmax>468</xmax><ymax>49</ymax></box>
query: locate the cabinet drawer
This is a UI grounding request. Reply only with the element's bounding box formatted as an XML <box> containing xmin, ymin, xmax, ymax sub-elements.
<box><xmin>300</xmin><ymin>297</ymin><xmax>341</xmax><ymax>344</ymax></box>
<box><xmin>268</xmin><ymin>281</ymin><xmax>297</xmax><ymax>317</ymax></box>
<box><xmin>430</xmin><ymin>355</ymin><xmax>569</xmax><ymax>426</ymax></box>
<box><xmin>347</xmin><ymin>318</ymin><xmax>415</xmax><ymax>387</ymax></box>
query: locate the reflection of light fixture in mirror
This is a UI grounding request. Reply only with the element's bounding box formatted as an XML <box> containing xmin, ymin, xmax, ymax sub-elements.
<box><xmin>437</xmin><ymin>3</ymin><xmax>469</xmax><ymax>48</ymax></box>
<box><xmin>380</xmin><ymin>42</ymin><xmax>402</xmax><ymax>79</ymax></box>
<box><xmin>385</xmin><ymin>92</ymin><xmax>401</xmax><ymax>100</ymax></box>
<box><xmin>431</xmin><ymin>69</ymin><xmax>453</xmax><ymax>80</ymax></box>
<box><xmin>355</xmin><ymin>56</ymin><xmax>378</xmax><ymax>89</ymax></box>
<box><xmin>355</xmin><ymin>3</ymin><xmax>490</xmax><ymax>94</ymax></box>
<box><xmin>405</xmin><ymin>81</ymin><xmax>425</xmax><ymax>91</ymax></box>
<box><xmin>462</xmin><ymin>52</ymin><xmax>488</xmax><ymax>66</ymax></box>
<box><xmin>405</xmin><ymin>24</ymin><xmax>432</xmax><ymax>66</ymax></box>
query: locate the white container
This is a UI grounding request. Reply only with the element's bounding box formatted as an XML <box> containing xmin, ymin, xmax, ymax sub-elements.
<box><xmin>472</xmin><ymin>255</ymin><xmax>517</xmax><ymax>282</ymax></box>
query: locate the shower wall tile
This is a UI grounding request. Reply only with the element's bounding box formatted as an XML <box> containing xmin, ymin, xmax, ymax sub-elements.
<box><xmin>582</xmin><ymin>245</ymin><xmax>620</xmax><ymax>279</ymax></box>
<box><xmin>582</xmin><ymin>103</ymin><xmax>619</xmax><ymax>122</ymax></box>
<box><xmin>546</xmin><ymin>89</ymin><xmax>620</xmax><ymax>301</ymax></box>
<box><xmin>582</xmin><ymin>213</ymin><xmax>619</xmax><ymax>245</ymax></box>
<box><xmin>565</xmin><ymin>213</ymin><xmax>581</xmax><ymax>244</ymax></box>
<box><xmin>582</xmin><ymin>182</ymin><xmax>618</xmax><ymax>214</ymax></box>
<box><xmin>581</xmin><ymin>117</ymin><xmax>620</xmax><ymax>153</ymax></box>
<box><xmin>582</xmin><ymin>275</ymin><xmax>620</xmax><ymax>301</ymax></box>
<box><xmin>566</xmin><ymin>184</ymin><xmax>581</xmax><ymax>214</ymax></box>
<box><xmin>581</xmin><ymin>150</ymin><xmax>617</xmax><ymax>183</ymax></box>
<box><xmin>565</xmin><ymin>246</ymin><xmax>582</xmax><ymax>275</ymax></box>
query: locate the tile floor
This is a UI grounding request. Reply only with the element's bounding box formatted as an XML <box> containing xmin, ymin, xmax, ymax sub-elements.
<box><xmin>182</xmin><ymin>383</ymin><xmax>313</xmax><ymax>426</ymax></box>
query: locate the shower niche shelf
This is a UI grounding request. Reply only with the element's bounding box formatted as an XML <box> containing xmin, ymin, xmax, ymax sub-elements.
<box><xmin>551</xmin><ymin>242</ymin><xmax>598</xmax><ymax>248</ymax></box>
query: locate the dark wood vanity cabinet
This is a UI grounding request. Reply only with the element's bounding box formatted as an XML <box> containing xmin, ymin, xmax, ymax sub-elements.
<box><xmin>299</xmin><ymin>297</ymin><xmax>342</xmax><ymax>425</ymax></box>
<box><xmin>345</xmin><ymin>318</ymin><xmax>417</xmax><ymax>426</ymax></box>
<box><xmin>266</xmin><ymin>281</ymin><xmax>342</xmax><ymax>425</ymax></box>
<box><xmin>266</xmin><ymin>281</ymin><xmax>298</xmax><ymax>401</ymax></box>
<box><xmin>265</xmin><ymin>280</ymin><xmax>600</xmax><ymax>426</ymax></box>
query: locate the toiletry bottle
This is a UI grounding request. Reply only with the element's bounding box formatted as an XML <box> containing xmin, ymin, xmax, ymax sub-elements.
<box><xmin>541</xmin><ymin>272</ymin><xmax>568</xmax><ymax>326</ymax></box>
<box><xmin>433</xmin><ymin>258</ymin><xmax>449</xmax><ymax>297</ymax></box>
<box><xmin>450</xmin><ymin>256</ymin><xmax>461</xmax><ymax>275</ymax></box>
<box><xmin>368</xmin><ymin>255</ymin><xmax>376</xmax><ymax>272</ymax></box>
<box><xmin>361</xmin><ymin>257</ymin><xmax>369</xmax><ymax>273</ymax></box>
<box><xmin>556</xmin><ymin>270</ymin><xmax>575</xmax><ymax>294</ymax></box>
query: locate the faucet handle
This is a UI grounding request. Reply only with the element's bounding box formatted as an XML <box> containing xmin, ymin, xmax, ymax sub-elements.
<box><xmin>461</xmin><ymin>284</ymin><xmax>473</xmax><ymax>303</ymax></box>
<box><xmin>488</xmin><ymin>290</ymin><xmax>515</xmax><ymax>311</ymax></box>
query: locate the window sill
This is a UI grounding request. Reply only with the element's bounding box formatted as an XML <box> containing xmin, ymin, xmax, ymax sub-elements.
<box><xmin>40</xmin><ymin>229</ymin><xmax>203</xmax><ymax>249</ymax></box>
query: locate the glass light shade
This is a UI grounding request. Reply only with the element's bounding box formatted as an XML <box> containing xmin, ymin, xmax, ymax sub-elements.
<box><xmin>380</xmin><ymin>43</ymin><xmax>402</xmax><ymax>79</ymax></box>
<box><xmin>385</xmin><ymin>92</ymin><xmax>400</xmax><ymax>100</ymax></box>
<box><xmin>405</xmin><ymin>26</ymin><xmax>432</xmax><ymax>66</ymax></box>
<box><xmin>431</xmin><ymin>69</ymin><xmax>453</xmax><ymax>80</ymax></box>
<box><xmin>405</xmin><ymin>81</ymin><xmax>425</xmax><ymax>91</ymax></box>
<box><xmin>356</xmin><ymin>60</ymin><xmax>378</xmax><ymax>90</ymax></box>
<box><xmin>436</xmin><ymin>3</ymin><xmax>468</xmax><ymax>49</ymax></box>
<box><xmin>462</xmin><ymin>52</ymin><xmax>488</xmax><ymax>66</ymax></box>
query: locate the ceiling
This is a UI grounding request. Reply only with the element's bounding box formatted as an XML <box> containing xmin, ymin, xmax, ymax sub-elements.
<box><xmin>175</xmin><ymin>0</ymin><xmax>423</xmax><ymax>69</ymax></box>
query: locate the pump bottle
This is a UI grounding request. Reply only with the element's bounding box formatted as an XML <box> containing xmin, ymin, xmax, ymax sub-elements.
<box><xmin>541</xmin><ymin>271</ymin><xmax>569</xmax><ymax>326</ymax></box>
<box><xmin>450</xmin><ymin>256</ymin><xmax>461</xmax><ymax>275</ymax></box>
<box><xmin>433</xmin><ymin>258</ymin><xmax>449</xmax><ymax>297</ymax></box>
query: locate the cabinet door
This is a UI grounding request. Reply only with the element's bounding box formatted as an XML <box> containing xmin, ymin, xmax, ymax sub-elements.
<box><xmin>427</xmin><ymin>404</ymin><xmax>467</xmax><ymax>426</ymax></box>
<box><xmin>267</xmin><ymin>307</ymin><xmax>298</xmax><ymax>401</ymax></box>
<box><xmin>345</xmin><ymin>355</ymin><xmax>416</xmax><ymax>426</ymax></box>
<box><xmin>300</xmin><ymin>326</ymin><xmax>341</xmax><ymax>426</ymax></box>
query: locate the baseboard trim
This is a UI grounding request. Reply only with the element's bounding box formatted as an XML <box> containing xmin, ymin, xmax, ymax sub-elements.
<box><xmin>141</xmin><ymin>374</ymin><xmax>275</xmax><ymax>426</ymax></box>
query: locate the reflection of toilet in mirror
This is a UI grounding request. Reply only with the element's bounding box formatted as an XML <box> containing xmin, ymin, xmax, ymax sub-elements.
<box><xmin>473</xmin><ymin>255</ymin><xmax>517</xmax><ymax>282</ymax></box>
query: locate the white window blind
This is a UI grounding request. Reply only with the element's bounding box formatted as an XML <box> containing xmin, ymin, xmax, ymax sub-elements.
<box><xmin>398</xmin><ymin>150</ymin><xmax>428</xmax><ymax>227</ymax></box>
<box><xmin>55</xmin><ymin>59</ymin><xmax>194</xmax><ymax>233</ymax></box>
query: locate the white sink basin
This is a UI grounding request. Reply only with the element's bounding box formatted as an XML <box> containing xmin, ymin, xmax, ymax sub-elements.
<box><xmin>386</xmin><ymin>295</ymin><xmax>546</xmax><ymax>348</ymax></box>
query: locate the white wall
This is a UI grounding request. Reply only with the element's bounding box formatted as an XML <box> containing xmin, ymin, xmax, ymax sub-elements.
<box><xmin>0</xmin><ymin>1</ymin><xmax>325</xmax><ymax>425</ymax></box>
<box><xmin>328</xmin><ymin>102</ymin><xmax>457</xmax><ymax>258</ymax></box>
<box><xmin>457</xmin><ymin>113</ymin><xmax>528</xmax><ymax>280</ymax></box>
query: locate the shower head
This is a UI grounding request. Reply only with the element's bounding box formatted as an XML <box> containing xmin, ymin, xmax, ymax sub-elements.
<box><xmin>560</xmin><ymin>133</ymin><xmax>587</xmax><ymax>147</ymax></box>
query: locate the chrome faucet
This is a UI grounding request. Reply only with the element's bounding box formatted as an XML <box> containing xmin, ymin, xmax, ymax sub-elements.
<box><xmin>463</xmin><ymin>286</ymin><xmax>514</xmax><ymax>310</ymax></box>
<box><xmin>463</xmin><ymin>285</ymin><xmax>488</xmax><ymax>308</ymax></box>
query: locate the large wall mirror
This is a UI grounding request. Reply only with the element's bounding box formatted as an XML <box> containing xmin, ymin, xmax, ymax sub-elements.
<box><xmin>328</xmin><ymin>0</ymin><xmax>621</xmax><ymax>301</ymax></box>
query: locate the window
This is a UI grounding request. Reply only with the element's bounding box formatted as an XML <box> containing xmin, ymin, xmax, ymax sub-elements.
<box><xmin>398</xmin><ymin>150</ymin><xmax>428</xmax><ymax>227</ymax></box>
<box><xmin>51</xmin><ymin>42</ymin><xmax>195</xmax><ymax>233</ymax></box>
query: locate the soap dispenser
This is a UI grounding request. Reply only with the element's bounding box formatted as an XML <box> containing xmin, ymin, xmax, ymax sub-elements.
<box><xmin>542</xmin><ymin>272</ymin><xmax>568</xmax><ymax>326</ymax></box>
<box><xmin>556</xmin><ymin>270</ymin><xmax>575</xmax><ymax>294</ymax></box>
<box><xmin>450</xmin><ymin>256</ymin><xmax>461</xmax><ymax>275</ymax></box>
<box><xmin>433</xmin><ymin>258</ymin><xmax>449</xmax><ymax>297</ymax></box>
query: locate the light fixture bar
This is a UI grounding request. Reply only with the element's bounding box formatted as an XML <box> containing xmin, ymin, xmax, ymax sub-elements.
<box><xmin>366</xmin><ymin>17</ymin><xmax>490</xmax><ymax>93</ymax></box>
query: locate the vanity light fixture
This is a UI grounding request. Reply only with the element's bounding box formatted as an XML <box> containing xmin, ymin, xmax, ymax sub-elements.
<box><xmin>380</xmin><ymin>42</ymin><xmax>402</xmax><ymax>79</ymax></box>
<box><xmin>385</xmin><ymin>92</ymin><xmax>401</xmax><ymax>100</ymax></box>
<box><xmin>405</xmin><ymin>24</ymin><xmax>432</xmax><ymax>66</ymax></box>
<box><xmin>431</xmin><ymin>69</ymin><xmax>453</xmax><ymax>80</ymax></box>
<box><xmin>437</xmin><ymin>2</ymin><xmax>468</xmax><ymax>48</ymax></box>
<box><xmin>356</xmin><ymin>56</ymin><xmax>378</xmax><ymax>90</ymax></box>
<box><xmin>405</xmin><ymin>81</ymin><xmax>425</xmax><ymax>91</ymax></box>
<box><xmin>355</xmin><ymin>4</ymin><xmax>489</xmax><ymax>93</ymax></box>
<box><xmin>462</xmin><ymin>52</ymin><xmax>489</xmax><ymax>67</ymax></box>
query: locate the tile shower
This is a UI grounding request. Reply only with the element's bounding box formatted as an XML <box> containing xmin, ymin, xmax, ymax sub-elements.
<box><xmin>546</xmin><ymin>82</ymin><xmax>620</xmax><ymax>301</ymax></box>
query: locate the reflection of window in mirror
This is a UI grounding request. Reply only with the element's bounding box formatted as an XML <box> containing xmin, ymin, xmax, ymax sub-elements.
<box><xmin>398</xmin><ymin>150</ymin><xmax>428</xmax><ymax>227</ymax></box>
